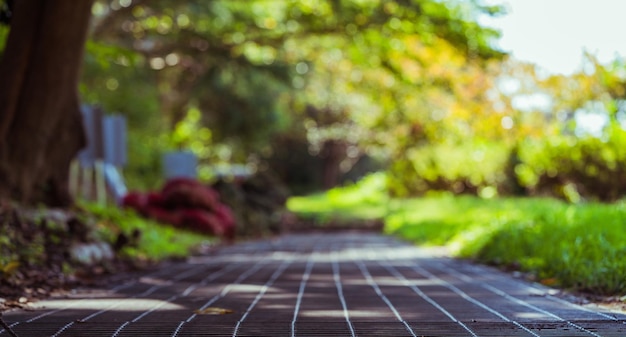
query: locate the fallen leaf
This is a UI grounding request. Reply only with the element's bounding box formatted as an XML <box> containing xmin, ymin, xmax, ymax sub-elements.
<box><xmin>540</xmin><ymin>277</ymin><xmax>558</xmax><ymax>286</ymax></box>
<box><xmin>194</xmin><ymin>307</ymin><xmax>234</xmax><ymax>315</ymax></box>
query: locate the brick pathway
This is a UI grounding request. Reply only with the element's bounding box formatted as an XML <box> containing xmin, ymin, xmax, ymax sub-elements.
<box><xmin>2</xmin><ymin>232</ymin><xmax>626</xmax><ymax>337</ymax></box>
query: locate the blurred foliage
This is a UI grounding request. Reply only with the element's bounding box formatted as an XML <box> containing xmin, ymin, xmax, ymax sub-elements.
<box><xmin>504</xmin><ymin>55</ymin><xmax>626</xmax><ymax>202</ymax></box>
<box><xmin>212</xmin><ymin>169</ymin><xmax>290</xmax><ymax>237</ymax></box>
<box><xmin>0</xmin><ymin>20</ymin><xmax>8</xmax><ymax>55</ymax></box>
<box><xmin>516</xmin><ymin>123</ymin><xmax>626</xmax><ymax>202</ymax></box>
<box><xmin>264</xmin><ymin>131</ymin><xmax>325</xmax><ymax>195</ymax></box>
<box><xmin>385</xmin><ymin>52</ymin><xmax>626</xmax><ymax>201</ymax></box>
<box><xmin>388</xmin><ymin>141</ymin><xmax>511</xmax><ymax>197</ymax></box>
<box><xmin>77</xmin><ymin>0</ymin><xmax>505</xmax><ymax>191</ymax></box>
<box><xmin>81</xmin><ymin>39</ymin><xmax>166</xmax><ymax>189</ymax></box>
<box><xmin>5</xmin><ymin>0</ymin><xmax>626</xmax><ymax>201</ymax></box>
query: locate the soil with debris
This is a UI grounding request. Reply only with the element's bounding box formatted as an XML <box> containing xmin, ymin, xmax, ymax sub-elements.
<box><xmin>0</xmin><ymin>202</ymin><xmax>151</xmax><ymax>312</ymax></box>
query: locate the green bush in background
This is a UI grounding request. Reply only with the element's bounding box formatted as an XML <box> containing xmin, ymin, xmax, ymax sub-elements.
<box><xmin>387</xmin><ymin>141</ymin><xmax>512</xmax><ymax>198</ymax></box>
<box><xmin>385</xmin><ymin>123</ymin><xmax>626</xmax><ymax>203</ymax></box>
<box><xmin>515</xmin><ymin>124</ymin><xmax>626</xmax><ymax>202</ymax></box>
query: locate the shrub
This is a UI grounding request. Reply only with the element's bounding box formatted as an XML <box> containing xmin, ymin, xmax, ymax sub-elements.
<box><xmin>387</xmin><ymin>141</ymin><xmax>512</xmax><ymax>198</ymax></box>
<box><xmin>515</xmin><ymin>124</ymin><xmax>626</xmax><ymax>202</ymax></box>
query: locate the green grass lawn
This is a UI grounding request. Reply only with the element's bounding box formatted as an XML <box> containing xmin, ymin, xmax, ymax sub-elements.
<box><xmin>287</xmin><ymin>173</ymin><xmax>391</xmax><ymax>222</ymax></box>
<box><xmin>288</xmin><ymin>173</ymin><xmax>626</xmax><ymax>296</ymax></box>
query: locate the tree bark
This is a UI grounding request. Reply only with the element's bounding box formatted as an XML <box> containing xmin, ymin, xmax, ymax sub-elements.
<box><xmin>320</xmin><ymin>140</ymin><xmax>347</xmax><ymax>190</ymax></box>
<box><xmin>0</xmin><ymin>0</ymin><xmax>93</xmax><ymax>206</ymax></box>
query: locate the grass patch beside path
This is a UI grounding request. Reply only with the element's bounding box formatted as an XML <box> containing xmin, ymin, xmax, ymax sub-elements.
<box><xmin>81</xmin><ymin>202</ymin><xmax>213</xmax><ymax>261</ymax></box>
<box><xmin>387</xmin><ymin>195</ymin><xmax>626</xmax><ymax>295</ymax></box>
<box><xmin>287</xmin><ymin>174</ymin><xmax>626</xmax><ymax>296</ymax></box>
<box><xmin>287</xmin><ymin>173</ymin><xmax>390</xmax><ymax>223</ymax></box>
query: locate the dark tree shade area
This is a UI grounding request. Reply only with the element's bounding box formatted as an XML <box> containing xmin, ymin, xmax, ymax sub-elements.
<box><xmin>0</xmin><ymin>0</ymin><xmax>12</xmax><ymax>25</ymax></box>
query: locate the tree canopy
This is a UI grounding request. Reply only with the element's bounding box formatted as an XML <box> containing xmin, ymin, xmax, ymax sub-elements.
<box><xmin>78</xmin><ymin>0</ymin><xmax>507</xmax><ymax>189</ymax></box>
<box><xmin>3</xmin><ymin>0</ymin><xmax>625</xmax><ymax>204</ymax></box>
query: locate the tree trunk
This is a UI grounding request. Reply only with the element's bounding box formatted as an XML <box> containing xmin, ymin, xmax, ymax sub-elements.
<box><xmin>0</xmin><ymin>0</ymin><xmax>93</xmax><ymax>207</ymax></box>
<box><xmin>320</xmin><ymin>140</ymin><xmax>347</xmax><ymax>190</ymax></box>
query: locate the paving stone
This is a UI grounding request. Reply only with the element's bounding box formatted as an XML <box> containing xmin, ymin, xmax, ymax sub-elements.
<box><xmin>2</xmin><ymin>232</ymin><xmax>626</xmax><ymax>336</ymax></box>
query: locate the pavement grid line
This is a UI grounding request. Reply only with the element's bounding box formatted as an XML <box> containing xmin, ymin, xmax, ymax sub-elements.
<box><xmin>290</xmin><ymin>251</ymin><xmax>317</xmax><ymax>337</ymax></box>
<box><xmin>331</xmin><ymin>252</ymin><xmax>357</xmax><ymax>337</ymax></box>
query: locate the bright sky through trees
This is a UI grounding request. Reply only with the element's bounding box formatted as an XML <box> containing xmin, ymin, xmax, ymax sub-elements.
<box><xmin>482</xmin><ymin>0</ymin><xmax>625</xmax><ymax>75</ymax></box>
